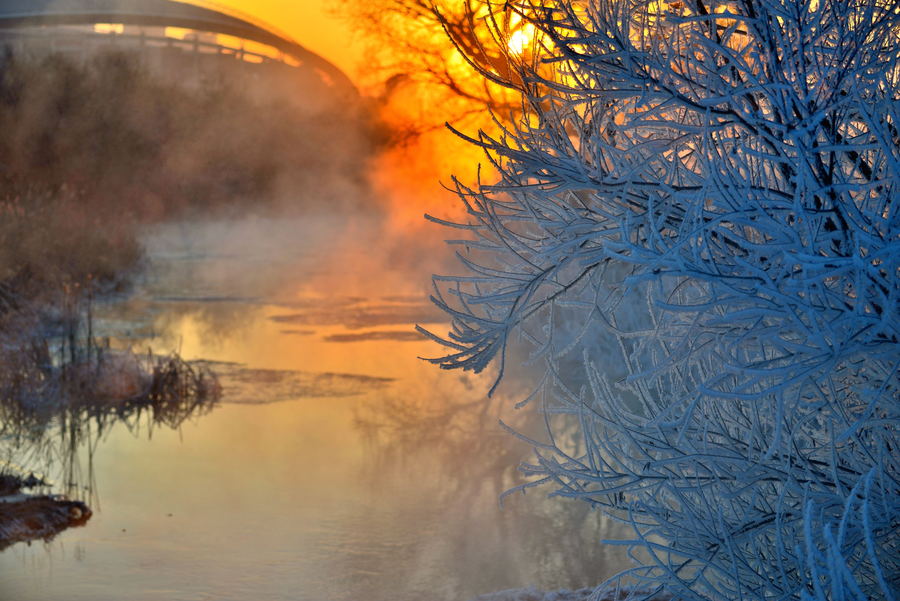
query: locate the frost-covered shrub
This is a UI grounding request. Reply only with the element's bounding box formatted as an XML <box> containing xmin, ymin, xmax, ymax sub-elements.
<box><xmin>424</xmin><ymin>1</ymin><xmax>899</xmax><ymax>599</ymax></box>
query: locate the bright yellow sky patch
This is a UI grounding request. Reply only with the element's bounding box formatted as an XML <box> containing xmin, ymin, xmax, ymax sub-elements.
<box><xmin>183</xmin><ymin>0</ymin><xmax>366</xmax><ymax>80</ymax></box>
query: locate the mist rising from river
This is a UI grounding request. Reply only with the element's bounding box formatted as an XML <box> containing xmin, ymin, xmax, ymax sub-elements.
<box><xmin>0</xmin><ymin>42</ymin><xmax>633</xmax><ymax>601</ymax></box>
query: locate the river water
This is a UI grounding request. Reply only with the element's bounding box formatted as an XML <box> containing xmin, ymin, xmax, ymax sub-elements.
<box><xmin>0</xmin><ymin>213</ymin><xmax>630</xmax><ymax>601</ymax></box>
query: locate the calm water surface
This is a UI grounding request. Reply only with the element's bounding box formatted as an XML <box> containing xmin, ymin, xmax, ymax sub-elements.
<box><xmin>0</xmin><ymin>215</ymin><xmax>630</xmax><ymax>601</ymax></box>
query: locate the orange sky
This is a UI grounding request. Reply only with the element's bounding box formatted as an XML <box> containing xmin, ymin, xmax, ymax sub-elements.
<box><xmin>183</xmin><ymin>0</ymin><xmax>487</xmax><ymax>227</ymax></box>
<box><xmin>186</xmin><ymin>1</ymin><xmax>367</xmax><ymax>79</ymax></box>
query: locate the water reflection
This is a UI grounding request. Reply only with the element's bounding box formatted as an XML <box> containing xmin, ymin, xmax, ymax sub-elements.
<box><xmin>353</xmin><ymin>382</ymin><xmax>627</xmax><ymax>596</ymax></box>
<box><xmin>206</xmin><ymin>361</ymin><xmax>395</xmax><ymax>405</ymax></box>
<box><xmin>323</xmin><ymin>331</ymin><xmax>424</xmax><ymax>342</ymax></box>
<box><xmin>0</xmin><ymin>338</ymin><xmax>221</xmax><ymax>551</ymax></box>
<box><xmin>268</xmin><ymin>298</ymin><xmax>443</xmax><ymax>330</ymax></box>
<box><xmin>0</xmin><ymin>216</ymin><xmax>632</xmax><ymax>601</ymax></box>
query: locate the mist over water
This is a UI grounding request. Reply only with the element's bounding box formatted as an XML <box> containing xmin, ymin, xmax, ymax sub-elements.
<box><xmin>0</xmin><ymin>43</ymin><xmax>630</xmax><ymax>601</ymax></box>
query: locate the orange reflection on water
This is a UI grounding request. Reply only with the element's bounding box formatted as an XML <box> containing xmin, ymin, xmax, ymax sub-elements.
<box><xmin>165</xmin><ymin>306</ymin><xmax>448</xmax><ymax>380</ymax></box>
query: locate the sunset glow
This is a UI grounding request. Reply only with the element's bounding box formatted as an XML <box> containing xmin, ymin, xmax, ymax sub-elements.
<box><xmin>507</xmin><ymin>23</ymin><xmax>537</xmax><ymax>56</ymax></box>
<box><xmin>2</xmin><ymin>0</ymin><xmax>895</xmax><ymax>599</ymax></box>
<box><xmin>184</xmin><ymin>0</ymin><xmax>365</xmax><ymax>79</ymax></box>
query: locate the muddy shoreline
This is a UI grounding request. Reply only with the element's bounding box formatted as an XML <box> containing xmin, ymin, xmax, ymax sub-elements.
<box><xmin>0</xmin><ymin>473</ymin><xmax>92</xmax><ymax>551</ymax></box>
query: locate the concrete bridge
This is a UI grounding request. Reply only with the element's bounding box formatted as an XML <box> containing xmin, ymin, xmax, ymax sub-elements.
<box><xmin>0</xmin><ymin>0</ymin><xmax>354</xmax><ymax>93</ymax></box>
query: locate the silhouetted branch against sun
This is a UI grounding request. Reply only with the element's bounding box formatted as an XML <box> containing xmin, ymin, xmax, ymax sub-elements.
<box><xmin>339</xmin><ymin>0</ymin><xmax>551</xmax><ymax>137</ymax></box>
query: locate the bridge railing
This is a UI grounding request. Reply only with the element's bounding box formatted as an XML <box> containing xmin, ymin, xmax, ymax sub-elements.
<box><xmin>181</xmin><ymin>0</ymin><xmax>301</xmax><ymax>50</ymax></box>
<box><xmin>0</xmin><ymin>27</ymin><xmax>296</xmax><ymax>66</ymax></box>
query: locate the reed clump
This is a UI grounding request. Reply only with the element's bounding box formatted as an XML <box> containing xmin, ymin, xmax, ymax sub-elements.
<box><xmin>0</xmin><ymin>337</ymin><xmax>220</xmax><ymax>551</ymax></box>
<box><xmin>0</xmin><ymin>295</ymin><xmax>220</xmax><ymax>551</ymax></box>
<box><xmin>0</xmin><ymin>337</ymin><xmax>221</xmax><ymax>438</ymax></box>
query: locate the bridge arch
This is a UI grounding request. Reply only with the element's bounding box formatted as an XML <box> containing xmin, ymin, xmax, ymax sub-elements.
<box><xmin>0</xmin><ymin>0</ymin><xmax>355</xmax><ymax>94</ymax></box>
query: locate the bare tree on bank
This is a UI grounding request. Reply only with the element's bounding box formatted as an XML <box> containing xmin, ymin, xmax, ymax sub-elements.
<box><xmin>338</xmin><ymin>0</ymin><xmax>539</xmax><ymax>138</ymax></box>
<box><xmin>424</xmin><ymin>1</ymin><xmax>899</xmax><ymax>599</ymax></box>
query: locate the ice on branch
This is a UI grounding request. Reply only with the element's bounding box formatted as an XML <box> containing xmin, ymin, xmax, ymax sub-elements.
<box><xmin>426</xmin><ymin>1</ymin><xmax>900</xmax><ymax>599</ymax></box>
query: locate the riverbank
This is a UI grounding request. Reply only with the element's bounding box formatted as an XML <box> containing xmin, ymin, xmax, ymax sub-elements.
<box><xmin>0</xmin><ymin>473</ymin><xmax>92</xmax><ymax>552</ymax></box>
<box><xmin>0</xmin><ymin>48</ymin><xmax>377</xmax><ymax>554</ymax></box>
<box><xmin>0</xmin><ymin>46</ymin><xmax>377</xmax><ymax>314</ymax></box>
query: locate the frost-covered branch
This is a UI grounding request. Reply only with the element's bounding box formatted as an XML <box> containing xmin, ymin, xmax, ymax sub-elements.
<box><xmin>426</xmin><ymin>1</ymin><xmax>900</xmax><ymax>599</ymax></box>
